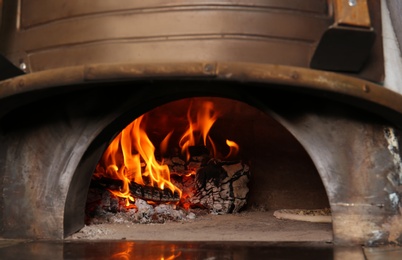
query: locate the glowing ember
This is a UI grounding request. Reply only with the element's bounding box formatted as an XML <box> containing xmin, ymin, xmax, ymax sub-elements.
<box><xmin>93</xmin><ymin>101</ymin><xmax>240</xmax><ymax>208</ymax></box>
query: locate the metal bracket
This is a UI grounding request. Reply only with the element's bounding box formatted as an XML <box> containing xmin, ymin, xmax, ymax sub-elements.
<box><xmin>310</xmin><ymin>0</ymin><xmax>376</xmax><ymax>72</ymax></box>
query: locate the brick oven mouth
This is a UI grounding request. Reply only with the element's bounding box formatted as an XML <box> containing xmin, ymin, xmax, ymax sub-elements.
<box><xmin>67</xmin><ymin>76</ymin><xmax>333</xmax><ymax>240</ymax></box>
<box><xmin>0</xmin><ymin>62</ymin><xmax>402</xmax><ymax>247</ymax></box>
<box><xmin>79</xmin><ymin>96</ymin><xmax>332</xmax><ymax>241</ymax></box>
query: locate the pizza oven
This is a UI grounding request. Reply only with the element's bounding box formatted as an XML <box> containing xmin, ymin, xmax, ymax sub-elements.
<box><xmin>0</xmin><ymin>0</ymin><xmax>402</xmax><ymax>248</ymax></box>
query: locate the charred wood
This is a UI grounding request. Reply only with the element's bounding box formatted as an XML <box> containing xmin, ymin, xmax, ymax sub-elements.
<box><xmin>90</xmin><ymin>177</ymin><xmax>180</xmax><ymax>203</ymax></box>
<box><xmin>190</xmin><ymin>158</ymin><xmax>250</xmax><ymax>214</ymax></box>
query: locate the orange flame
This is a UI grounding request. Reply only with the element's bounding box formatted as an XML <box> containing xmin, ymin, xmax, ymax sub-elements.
<box><xmin>225</xmin><ymin>139</ymin><xmax>240</xmax><ymax>159</ymax></box>
<box><xmin>179</xmin><ymin>101</ymin><xmax>218</xmax><ymax>160</ymax></box>
<box><xmin>94</xmin><ymin>115</ymin><xmax>181</xmax><ymax>206</ymax></box>
<box><xmin>94</xmin><ymin>100</ymin><xmax>241</xmax><ymax>207</ymax></box>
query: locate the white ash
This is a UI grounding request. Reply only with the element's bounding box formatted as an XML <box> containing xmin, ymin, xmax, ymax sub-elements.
<box><xmin>68</xmin><ymin>224</ymin><xmax>112</xmax><ymax>239</ymax></box>
<box><xmin>135</xmin><ymin>198</ymin><xmax>155</xmax><ymax>216</ymax></box>
<box><xmin>87</xmin><ymin>197</ymin><xmax>195</xmax><ymax>225</ymax></box>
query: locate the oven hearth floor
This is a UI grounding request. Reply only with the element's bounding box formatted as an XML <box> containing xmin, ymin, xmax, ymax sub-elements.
<box><xmin>68</xmin><ymin>210</ymin><xmax>333</xmax><ymax>242</ymax></box>
<box><xmin>1</xmin><ymin>211</ymin><xmax>402</xmax><ymax>259</ymax></box>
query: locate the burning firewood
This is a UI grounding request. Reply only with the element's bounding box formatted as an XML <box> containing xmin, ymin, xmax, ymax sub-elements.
<box><xmin>129</xmin><ymin>182</ymin><xmax>180</xmax><ymax>202</ymax></box>
<box><xmin>189</xmin><ymin>158</ymin><xmax>250</xmax><ymax>214</ymax></box>
<box><xmin>86</xmin><ymin>101</ymin><xmax>251</xmax><ymax>224</ymax></box>
<box><xmin>88</xmin><ymin>154</ymin><xmax>251</xmax><ymax>222</ymax></box>
<box><xmin>90</xmin><ymin>177</ymin><xmax>180</xmax><ymax>203</ymax></box>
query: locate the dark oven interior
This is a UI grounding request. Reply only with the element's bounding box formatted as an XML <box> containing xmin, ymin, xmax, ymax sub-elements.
<box><xmin>82</xmin><ymin>94</ymin><xmax>331</xmax><ymax>233</ymax></box>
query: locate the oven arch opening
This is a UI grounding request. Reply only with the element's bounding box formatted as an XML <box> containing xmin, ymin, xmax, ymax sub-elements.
<box><xmin>0</xmin><ymin>63</ymin><xmax>401</xmax><ymax>246</ymax></box>
<box><xmin>59</xmin><ymin>81</ymin><xmax>380</xmax><ymax>244</ymax></box>
<box><xmin>72</xmin><ymin>95</ymin><xmax>332</xmax><ymax>241</ymax></box>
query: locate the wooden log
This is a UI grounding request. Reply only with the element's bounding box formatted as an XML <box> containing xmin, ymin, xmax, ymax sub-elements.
<box><xmin>190</xmin><ymin>158</ymin><xmax>250</xmax><ymax>214</ymax></box>
<box><xmin>91</xmin><ymin>177</ymin><xmax>180</xmax><ymax>203</ymax></box>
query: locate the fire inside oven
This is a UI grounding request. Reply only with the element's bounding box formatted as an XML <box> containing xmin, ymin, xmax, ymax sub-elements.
<box><xmin>84</xmin><ymin>97</ymin><xmax>330</xmax><ymax>226</ymax></box>
<box><xmin>2</xmin><ymin>0</ymin><xmax>402</xmax><ymax>248</ymax></box>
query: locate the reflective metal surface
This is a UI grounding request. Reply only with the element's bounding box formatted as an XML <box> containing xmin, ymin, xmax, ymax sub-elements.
<box><xmin>1</xmin><ymin>239</ymin><xmax>401</xmax><ymax>259</ymax></box>
<box><xmin>0</xmin><ymin>240</ymin><xmax>340</xmax><ymax>260</ymax></box>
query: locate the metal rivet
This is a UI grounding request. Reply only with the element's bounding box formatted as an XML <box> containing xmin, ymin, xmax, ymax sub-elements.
<box><xmin>363</xmin><ymin>84</ymin><xmax>370</xmax><ymax>93</ymax></box>
<box><xmin>348</xmin><ymin>0</ymin><xmax>357</xmax><ymax>7</ymax></box>
<box><xmin>18</xmin><ymin>79</ymin><xmax>24</xmax><ymax>87</ymax></box>
<box><xmin>204</xmin><ymin>64</ymin><xmax>214</xmax><ymax>73</ymax></box>
<box><xmin>19</xmin><ymin>62</ymin><xmax>27</xmax><ymax>71</ymax></box>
